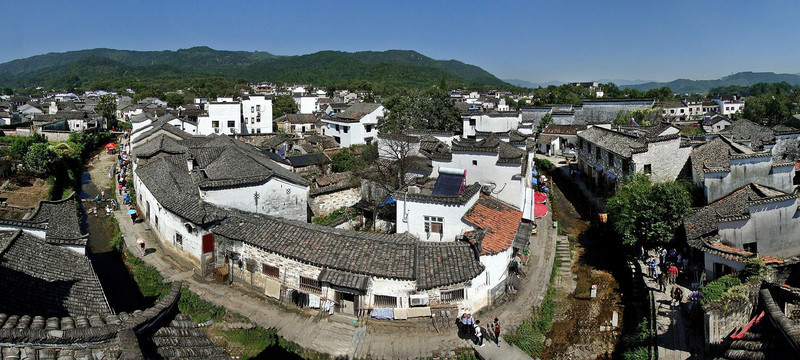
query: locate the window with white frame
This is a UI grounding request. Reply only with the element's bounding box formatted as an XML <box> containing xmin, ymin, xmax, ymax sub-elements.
<box><xmin>424</xmin><ymin>216</ymin><xmax>443</xmax><ymax>235</ymax></box>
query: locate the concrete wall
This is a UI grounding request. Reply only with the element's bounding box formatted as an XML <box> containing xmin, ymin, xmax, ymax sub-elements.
<box><xmin>168</xmin><ymin>119</ymin><xmax>197</xmax><ymax>135</ymax></box>
<box><xmin>200</xmin><ymin>177</ymin><xmax>309</xmax><ymax>222</ymax></box>
<box><xmin>701</xmin><ymin>157</ymin><xmax>794</xmax><ymax>203</ymax></box>
<box><xmin>241</xmin><ymin>96</ymin><xmax>272</xmax><ymax>134</ymax></box>
<box><xmin>395</xmin><ymin>192</ymin><xmax>479</xmax><ymax>242</ymax></box>
<box><xmin>198</xmin><ymin>101</ymin><xmax>240</xmax><ymax>135</ymax></box>
<box><xmin>717</xmin><ymin>199</ymin><xmax>800</xmax><ymax>257</ymax></box>
<box><xmin>133</xmin><ymin>173</ymin><xmax>205</xmax><ymax>267</ymax></box>
<box><xmin>448</xmin><ymin>151</ymin><xmax>524</xmax><ymax>207</ymax></box>
<box><xmin>462</xmin><ymin>114</ymin><xmax>520</xmax><ymax>138</ymax></box>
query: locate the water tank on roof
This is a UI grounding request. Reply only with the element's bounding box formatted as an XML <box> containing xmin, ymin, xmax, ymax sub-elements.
<box><xmin>408</xmin><ymin>186</ymin><xmax>421</xmax><ymax>194</ymax></box>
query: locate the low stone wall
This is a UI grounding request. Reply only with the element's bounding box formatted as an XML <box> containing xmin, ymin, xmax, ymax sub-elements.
<box><xmin>309</xmin><ymin>187</ymin><xmax>361</xmax><ymax>217</ymax></box>
<box><xmin>703</xmin><ymin>284</ymin><xmax>759</xmax><ymax>345</ymax></box>
<box><xmin>14</xmin><ymin>128</ymin><xmax>73</xmax><ymax>142</ymax></box>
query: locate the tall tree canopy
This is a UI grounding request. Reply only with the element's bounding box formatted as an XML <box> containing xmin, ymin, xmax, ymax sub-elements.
<box><xmin>272</xmin><ymin>95</ymin><xmax>299</xmax><ymax>119</ymax></box>
<box><xmin>606</xmin><ymin>174</ymin><xmax>691</xmax><ymax>249</ymax></box>
<box><xmin>378</xmin><ymin>86</ymin><xmax>460</xmax><ymax>132</ymax></box>
<box><xmin>95</xmin><ymin>94</ymin><xmax>118</xmax><ymax>130</ymax></box>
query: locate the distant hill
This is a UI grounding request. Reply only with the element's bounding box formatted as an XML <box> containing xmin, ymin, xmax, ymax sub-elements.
<box><xmin>623</xmin><ymin>72</ymin><xmax>800</xmax><ymax>93</ymax></box>
<box><xmin>503</xmin><ymin>79</ymin><xmax>564</xmax><ymax>88</ymax></box>
<box><xmin>0</xmin><ymin>47</ymin><xmax>511</xmax><ymax>91</ymax></box>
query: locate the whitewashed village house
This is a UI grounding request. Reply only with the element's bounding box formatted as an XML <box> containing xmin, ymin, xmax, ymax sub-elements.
<box><xmin>132</xmin><ymin>127</ymin><xmax>496</xmax><ymax>315</ymax></box>
<box><xmin>321</xmin><ymin>103</ymin><xmax>383</xmax><ymax>147</ymax></box>
<box><xmin>197</xmin><ymin>95</ymin><xmax>272</xmax><ymax>135</ymax></box>
<box><xmin>576</xmin><ymin>124</ymin><xmax>691</xmax><ymax>186</ymax></box>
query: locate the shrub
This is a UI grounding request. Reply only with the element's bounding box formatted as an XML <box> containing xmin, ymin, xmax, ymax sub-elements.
<box><xmin>178</xmin><ymin>288</ymin><xmax>226</xmax><ymax>323</ymax></box>
<box><xmin>534</xmin><ymin>158</ymin><xmax>555</xmax><ymax>174</ymax></box>
<box><xmin>701</xmin><ymin>274</ymin><xmax>742</xmax><ymax>306</ymax></box>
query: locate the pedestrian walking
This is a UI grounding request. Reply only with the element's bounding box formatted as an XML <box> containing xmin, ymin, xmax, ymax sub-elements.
<box><xmin>459</xmin><ymin>313</ymin><xmax>468</xmax><ymax>336</ymax></box>
<box><xmin>137</xmin><ymin>238</ymin><xmax>146</xmax><ymax>257</ymax></box>
<box><xmin>474</xmin><ymin>320</ymin><xmax>484</xmax><ymax>347</ymax></box>
<box><xmin>658</xmin><ymin>272</ymin><xmax>667</xmax><ymax>293</ymax></box>
<box><xmin>101</xmin><ymin>190</ymin><xmax>105</xmax><ymax>201</ymax></box>
<box><xmin>492</xmin><ymin>318</ymin><xmax>501</xmax><ymax>346</ymax></box>
<box><xmin>668</xmin><ymin>265</ymin><xmax>679</xmax><ymax>284</ymax></box>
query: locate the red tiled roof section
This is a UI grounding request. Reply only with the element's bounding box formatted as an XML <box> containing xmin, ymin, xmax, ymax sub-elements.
<box><xmin>709</xmin><ymin>241</ymin><xmax>784</xmax><ymax>265</ymax></box>
<box><xmin>463</xmin><ymin>194</ymin><xmax>522</xmax><ymax>255</ymax></box>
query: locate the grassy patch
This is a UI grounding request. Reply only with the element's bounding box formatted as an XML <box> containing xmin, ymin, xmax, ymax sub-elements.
<box><xmin>312</xmin><ymin>206</ymin><xmax>356</xmax><ymax>225</ymax></box>
<box><xmin>107</xmin><ymin>216</ymin><xmax>126</xmax><ymax>253</ymax></box>
<box><xmin>220</xmin><ymin>328</ymin><xmax>279</xmax><ymax>360</ymax></box>
<box><xmin>178</xmin><ymin>288</ymin><xmax>226</xmax><ymax>323</ymax></box>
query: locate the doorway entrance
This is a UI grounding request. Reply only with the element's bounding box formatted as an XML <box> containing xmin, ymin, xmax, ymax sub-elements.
<box><xmin>335</xmin><ymin>291</ymin><xmax>357</xmax><ymax>316</ymax></box>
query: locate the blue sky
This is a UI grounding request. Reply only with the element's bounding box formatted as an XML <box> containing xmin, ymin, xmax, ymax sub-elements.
<box><xmin>4</xmin><ymin>1</ymin><xmax>799</xmax><ymax>83</ymax></box>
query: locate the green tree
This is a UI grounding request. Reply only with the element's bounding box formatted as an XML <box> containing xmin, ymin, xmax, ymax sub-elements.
<box><xmin>24</xmin><ymin>143</ymin><xmax>56</xmax><ymax>176</ymax></box>
<box><xmin>536</xmin><ymin>113</ymin><xmax>553</xmax><ymax>133</ymax></box>
<box><xmin>96</xmin><ymin>94</ymin><xmax>118</xmax><ymax>130</ymax></box>
<box><xmin>613</xmin><ymin>108</ymin><xmax>662</xmax><ymax>126</ymax></box>
<box><xmin>378</xmin><ymin>89</ymin><xmax>423</xmax><ymax>132</ymax></box>
<box><xmin>331</xmin><ymin>148</ymin><xmax>363</xmax><ymax>172</ymax></box>
<box><xmin>1</xmin><ymin>88</ymin><xmax>12</xmax><ymax>96</ymax></box>
<box><xmin>420</xmin><ymin>86</ymin><xmax>461</xmax><ymax>132</ymax></box>
<box><xmin>165</xmin><ymin>92</ymin><xmax>186</xmax><ymax>108</ymax></box>
<box><xmin>606</xmin><ymin>173</ymin><xmax>691</xmax><ymax>249</ymax></box>
<box><xmin>272</xmin><ymin>95</ymin><xmax>298</xmax><ymax>119</ymax></box>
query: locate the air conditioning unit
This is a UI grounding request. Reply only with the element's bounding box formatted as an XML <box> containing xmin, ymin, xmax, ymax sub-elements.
<box><xmin>410</xmin><ymin>294</ymin><xmax>429</xmax><ymax>307</ymax></box>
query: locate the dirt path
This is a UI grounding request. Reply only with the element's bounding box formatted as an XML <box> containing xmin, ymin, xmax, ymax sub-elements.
<box><xmin>541</xmin><ymin>177</ymin><xmax>624</xmax><ymax>360</ymax></box>
<box><xmin>86</xmin><ymin>145</ymin><xmax>119</xmax><ymax>195</ymax></box>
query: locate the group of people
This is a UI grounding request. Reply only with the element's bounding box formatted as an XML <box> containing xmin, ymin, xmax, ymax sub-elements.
<box><xmin>457</xmin><ymin>314</ymin><xmax>501</xmax><ymax>347</ymax></box>
<box><xmin>641</xmin><ymin>246</ymin><xmax>699</xmax><ymax>307</ymax></box>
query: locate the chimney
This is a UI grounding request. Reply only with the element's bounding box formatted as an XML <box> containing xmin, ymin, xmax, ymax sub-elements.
<box><xmin>187</xmin><ymin>155</ymin><xmax>194</xmax><ymax>172</ymax></box>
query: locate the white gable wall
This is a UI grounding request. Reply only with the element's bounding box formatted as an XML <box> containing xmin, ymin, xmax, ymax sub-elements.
<box><xmin>716</xmin><ymin>199</ymin><xmax>800</xmax><ymax>257</ymax></box>
<box><xmin>395</xmin><ymin>193</ymin><xmax>479</xmax><ymax>242</ymax></box>
<box><xmin>199</xmin><ymin>177</ymin><xmax>309</xmax><ymax>222</ymax></box>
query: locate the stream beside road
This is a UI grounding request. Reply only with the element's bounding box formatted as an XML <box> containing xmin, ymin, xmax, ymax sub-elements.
<box><xmin>80</xmin><ymin>147</ymin><xmax>147</xmax><ymax>313</ymax></box>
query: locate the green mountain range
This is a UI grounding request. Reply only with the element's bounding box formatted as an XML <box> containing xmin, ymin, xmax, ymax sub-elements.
<box><xmin>0</xmin><ymin>47</ymin><xmax>510</xmax><ymax>91</ymax></box>
<box><xmin>623</xmin><ymin>72</ymin><xmax>800</xmax><ymax>93</ymax></box>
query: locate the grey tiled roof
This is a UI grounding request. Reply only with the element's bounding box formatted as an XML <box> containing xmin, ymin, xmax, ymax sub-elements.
<box><xmin>25</xmin><ymin>193</ymin><xmax>88</xmax><ymax>245</ymax></box>
<box><xmin>772</xmin><ymin>124</ymin><xmax>800</xmax><ymax>136</ymax></box>
<box><xmin>260</xmin><ymin>135</ymin><xmax>287</xmax><ymax>150</ymax></box>
<box><xmin>577</xmin><ymin>126</ymin><xmax>648</xmax><ymax>158</ymax></box>
<box><xmin>689</xmin><ymin>136</ymin><xmax>767</xmax><ymax>181</ymax></box>
<box><xmin>135</xmin><ymin>134</ymin><xmax>309</xmax><ymax>199</ymax></box>
<box><xmin>418</xmin><ymin>135</ymin><xmax>452</xmax><ymax>161</ymax></box>
<box><xmin>275</xmin><ymin>113</ymin><xmax>317</xmax><ymax>124</ymax></box>
<box><xmin>213</xmin><ymin>211</ymin><xmax>484</xmax><ymax>290</ymax></box>
<box><xmin>286</xmin><ymin>152</ymin><xmax>330</xmax><ymax>168</ymax></box>
<box><xmin>136</xmin><ymin>156</ymin><xmax>228</xmax><ymax>225</ymax></box>
<box><xmin>129</xmin><ymin>112</ymin><xmax>152</xmax><ymax>123</ymax></box>
<box><xmin>0</xmin><ymin>281</ymin><xmax>228</xmax><ymax>359</ymax></box>
<box><xmin>0</xmin><ymin>230</ymin><xmax>110</xmax><ymax>317</ymax></box>
<box><xmin>729</xmin><ymin>119</ymin><xmax>775</xmax><ymax>149</ymax></box>
<box><xmin>325</xmin><ymin>103</ymin><xmax>381</xmax><ymax>123</ymax></box>
<box><xmin>134</xmin><ymin>122</ymin><xmax>192</xmax><ymax>144</ymax></box>
<box><xmin>319</xmin><ymin>268</ymin><xmax>370</xmax><ymax>291</ymax></box>
<box><xmin>132</xmin><ymin>134</ymin><xmax>188</xmax><ymax>159</ymax></box>
<box><xmin>451</xmin><ymin>136</ymin><xmax>525</xmax><ymax>165</ymax></box>
<box><xmin>152</xmin><ymin>313</ymin><xmax>231</xmax><ymax>359</ymax></box>
<box><xmin>683</xmin><ymin>183</ymin><xmax>796</xmax><ymax>240</ymax></box>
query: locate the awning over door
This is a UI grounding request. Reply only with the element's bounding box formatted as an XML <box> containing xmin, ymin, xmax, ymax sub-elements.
<box><xmin>319</xmin><ymin>268</ymin><xmax>370</xmax><ymax>292</ymax></box>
